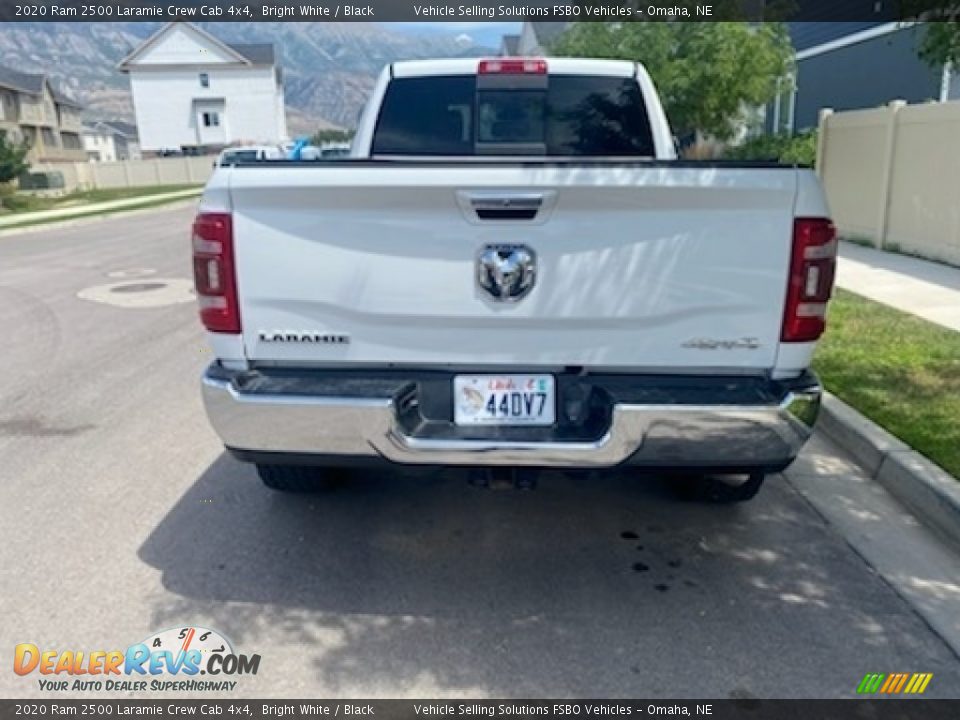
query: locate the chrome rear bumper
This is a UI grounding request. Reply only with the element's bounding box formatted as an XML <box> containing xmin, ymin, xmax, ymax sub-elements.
<box><xmin>202</xmin><ymin>365</ymin><xmax>821</xmax><ymax>470</ymax></box>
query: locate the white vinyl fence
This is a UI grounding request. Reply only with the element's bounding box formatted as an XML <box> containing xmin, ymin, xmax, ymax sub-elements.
<box><xmin>29</xmin><ymin>156</ymin><xmax>215</xmax><ymax>193</ymax></box>
<box><xmin>817</xmin><ymin>99</ymin><xmax>960</xmax><ymax>266</ymax></box>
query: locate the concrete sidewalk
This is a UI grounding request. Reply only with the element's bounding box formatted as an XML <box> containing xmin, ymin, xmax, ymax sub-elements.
<box><xmin>836</xmin><ymin>242</ymin><xmax>960</xmax><ymax>332</ymax></box>
<box><xmin>0</xmin><ymin>187</ymin><xmax>202</xmax><ymax>229</ymax></box>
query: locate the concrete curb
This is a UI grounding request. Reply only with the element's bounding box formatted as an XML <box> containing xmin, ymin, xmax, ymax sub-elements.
<box><xmin>820</xmin><ymin>392</ymin><xmax>960</xmax><ymax>551</ymax></box>
<box><xmin>0</xmin><ymin>198</ymin><xmax>200</xmax><ymax>238</ymax></box>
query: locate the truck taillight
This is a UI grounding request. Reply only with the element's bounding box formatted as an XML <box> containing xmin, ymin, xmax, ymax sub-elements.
<box><xmin>478</xmin><ymin>58</ymin><xmax>548</xmax><ymax>75</ymax></box>
<box><xmin>781</xmin><ymin>218</ymin><xmax>837</xmax><ymax>343</ymax></box>
<box><xmin>192</xmin><ymin>212</ymin><xmax>240</xmax><ymax>334</ymax></box>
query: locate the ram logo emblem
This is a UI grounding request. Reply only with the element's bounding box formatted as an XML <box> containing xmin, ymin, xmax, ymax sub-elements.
<box><xmin>477</xmin><ymin>244</ymin><xmax>537</xmax><ymax>302</ymax></box>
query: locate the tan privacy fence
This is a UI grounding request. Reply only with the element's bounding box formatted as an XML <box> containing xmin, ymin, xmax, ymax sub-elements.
<box><xmin>31</xmin><ymin>156</ymin><xmax>215</xmax><ymax>193</ymax></box>
<box><xmin>817</xmin><ymin>99</ymin><xmax>960</xmax><ymax>266</ymax></box>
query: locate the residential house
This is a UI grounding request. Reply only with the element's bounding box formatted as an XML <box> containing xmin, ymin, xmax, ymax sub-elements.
<box><xmin>82</xmin><ymin>120</ymin><xmax>141</xmax><ymax>162</ymax></box>
<box><xmin>500</xmin><ymin>34</ymin><xmax>520</xmax><ymax>57</ymax></box>
<box><xmin>0</xmin><ymin>63</ymin><xmax>85</xmax><ymax>162</ymax></box>
<box><xmin>117</xmin><ymin>22</ymin><xmax>288</xmax><ymax>155</ymax></box>
<box><xmin>105</xmin><ymin>121</ymin><xmax>141</xmax><ymax>160</ymax></box>
<box><xmin>516</xmin><ymin>23</ymin><xmax>570</xmax><ymax>56</ymax></box>
<box><xmin>506</xmin><ymin>11</ymin><xmax>960</xmax><ymax>141</ymax></box>
<box><xmin>770</xmin><ymin>21</ymin><xmax>959</xmax><ymax>134</ymax></box>
<box><xmin>51</xmin><ymin>87</ymin><xmax>84</xmax><ymax>159</ymax></box>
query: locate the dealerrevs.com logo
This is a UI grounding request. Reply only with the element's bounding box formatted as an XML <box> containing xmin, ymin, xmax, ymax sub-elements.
<box><xmin>14</xmin><ymin>627</ymin><xmax>260</xmax><ymax>692</ymax></box>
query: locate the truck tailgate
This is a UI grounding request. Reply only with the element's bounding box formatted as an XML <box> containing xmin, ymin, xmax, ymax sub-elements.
<box><xmin>227</xmin><ymin>164</ymin><xmax>798</xmax><ymax>370</ymax></box>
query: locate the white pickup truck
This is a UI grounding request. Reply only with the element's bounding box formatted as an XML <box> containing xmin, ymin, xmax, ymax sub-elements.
<box><xmin>195</xmin><ymin>57</ymin><xmax>835</xmax><ymax>502</ymax></box>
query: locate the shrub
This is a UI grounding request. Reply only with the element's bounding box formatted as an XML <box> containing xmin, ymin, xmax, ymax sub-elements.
<box><xmin>18</xmin><ymin>171</ymin><xmax>65</xmax><ymax>190</ymax></box>
<box><xmin>0</xmin><ymin>131</ymin><xmax>30</xmax><ymax>185</ymax></box>
<box><xmin>724</xmin><ymin>130</ymin><xmax>818</xmax><ymax>166</ymax></box>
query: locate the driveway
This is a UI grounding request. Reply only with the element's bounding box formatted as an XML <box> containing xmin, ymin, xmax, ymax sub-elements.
<box><xmin>1</xmin><ymin>206</ymin><xmax>958</xmax><ymax>699</ymax></box>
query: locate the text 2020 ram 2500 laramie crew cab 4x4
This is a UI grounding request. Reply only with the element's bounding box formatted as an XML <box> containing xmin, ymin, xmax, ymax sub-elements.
<box><xmin>194</xmin><ymin>57</ymin><xmax>835</xmax><ymax>501</ymax></box>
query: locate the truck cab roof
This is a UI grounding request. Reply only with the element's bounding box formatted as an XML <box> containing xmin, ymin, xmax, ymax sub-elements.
<box><xmin>391</xmin><ymin>57</ymin><xmax>639</xmax><ymax>78</ymax></box>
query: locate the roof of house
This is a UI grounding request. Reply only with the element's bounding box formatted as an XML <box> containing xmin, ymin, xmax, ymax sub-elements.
<box><xmin>0</xmin><ymin>64</ymin><xmax>44</xmax><ymax>95</ymax></box>
<box><xmin>118</xmin><ymin>23</ymin><xmax>278</xmax><ymax>71</ymax></box>
<box><xmin>789</xmin><ymin>22</ymin><xmax>889</xmax><ymax>52</ymax></box>
<box><xmin>104</xmin><ymin>120</ymin><xmax>139</xmax><ymax>139</ymax></box>
<box><xmin>83</xmin><ymin>120</ymin><xmax>139</xmax><ymax>139</ymax></box>
<box><xmin>501</xmin><ymin>35</ymin><xmax>520</xmax><ymax>55</ymax></box>
<box><xmin>529</xmin><ymin>22</ymin><xmax>569</xmax><ymax>49</ymax></box>
<box><xmin>51</xmin><ymin>85</ymin><xmax>83</xmax><ymax>108</ymax></box>
<box><xmin>0</xmin><ymin>63</ymin><xmax>82</xmax><ymax>108</ymax></box>
<box><xmin>228</xmin><ymin>43</ymin><xmax>275</xmax><ymax>65</ymax></box>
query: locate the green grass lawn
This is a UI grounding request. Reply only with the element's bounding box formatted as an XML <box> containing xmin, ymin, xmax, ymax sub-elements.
<box><xmin>0</xmin><ymin>195</ymin><xmax>200</xmax><ymax>232</ymax></box>
<box><xmin>813</xmin><ymin>289</ymin><xmax>960</xmax><ymax>478</ymax></box>
<box><xmin>0</xmin><ymin>184</ymin><xmax>201</xmax><ymax>215</ymax></box>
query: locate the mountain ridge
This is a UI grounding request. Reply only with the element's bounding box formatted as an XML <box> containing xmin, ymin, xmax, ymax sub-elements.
<box><xmin>0</xmin><ymin>22</ymin><xmax>495</xmax><ymax>132</ymax></box>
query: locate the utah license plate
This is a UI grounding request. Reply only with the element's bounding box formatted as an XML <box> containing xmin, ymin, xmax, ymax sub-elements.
<box><xmin>453</xmin><ymin>375</ymin><xmax>555</xmax><ymax>426</ymax></box>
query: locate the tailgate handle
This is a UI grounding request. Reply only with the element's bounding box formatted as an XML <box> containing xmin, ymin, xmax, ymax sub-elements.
<box><xmin>469</xmin><ymin>193</ymin><xmax>544</xmax><ymax>221</ymax></box>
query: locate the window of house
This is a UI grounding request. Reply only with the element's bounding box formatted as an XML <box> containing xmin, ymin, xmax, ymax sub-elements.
<box><xmin>770</xmin><ymin>74</ymin><xmax>796</xmax><ymax>136</ymax></box>
<box><xmin>202</xmin><ymin>112</ymin><xmax>220</xmax><ymax>128</ymax></box>
<box><xmin>199</xmin><ymin>73</ymin><xmax>210</xmax><ymax>88</ymax></box>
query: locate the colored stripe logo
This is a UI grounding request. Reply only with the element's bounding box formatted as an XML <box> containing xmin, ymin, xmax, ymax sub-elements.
<box><xmin>857</xmin><ymin>673</ymin><xmax>933</xmax><ymax>694</ymax></box>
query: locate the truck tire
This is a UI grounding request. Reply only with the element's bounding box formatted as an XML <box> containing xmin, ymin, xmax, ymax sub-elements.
<box><xmin>674</xmin><ymin>473</ymin><xmax>765</xmax><ymax>504</ymax></box>
<box><xmin>256</xmin><ymin>464</ymin><xmax>331</xmax><ymax>493</ymax></box>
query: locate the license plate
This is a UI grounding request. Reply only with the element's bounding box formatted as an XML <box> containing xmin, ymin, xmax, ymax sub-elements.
<box><xmin>453</xmin><ymin>374</ymin><xmax>555</xmax><ymax>426</ymax></box>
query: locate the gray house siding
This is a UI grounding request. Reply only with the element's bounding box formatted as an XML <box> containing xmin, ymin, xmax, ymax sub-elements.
<box><xmin>767</xmin><ymin>24</ymin><xmax>943</xmax><ymax>134</ymax></box>
<box><xmin>793</xmin><ymin>26</ymin><xmax>941</xmax><ymax>131</ymax></box>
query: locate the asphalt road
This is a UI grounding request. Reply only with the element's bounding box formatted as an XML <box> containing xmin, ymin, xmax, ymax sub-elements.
<box><xmin>1</xmin><ymin>205</ymin><xmax>959</xmax><ymax>699</ymax></box>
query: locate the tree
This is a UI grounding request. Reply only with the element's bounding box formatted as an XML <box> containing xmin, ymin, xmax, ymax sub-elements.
<box><xmin>918</xmin><ymin>18</ymin><xmax>960</xmax><ymax>67</ymax></box>
<box><xmin>550</xmin><ymin>21</ymin><xmax>794</xmax><ymax>142</ymax></box>
<box><xmin>0</xmin><ymin>131</ymin><xmax>30</xmax><ymax>187</ymax></box>
<box><xmin>899</xmin><ymin>1</ymin><xmax>960</xmax><ymax>67</ymax></box>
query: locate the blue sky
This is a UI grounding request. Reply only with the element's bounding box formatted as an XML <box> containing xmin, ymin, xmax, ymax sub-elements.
<box><xmin>387</xmin><ymin>22</ymin><xmax>522</xmax><ymax>48</ymax></box>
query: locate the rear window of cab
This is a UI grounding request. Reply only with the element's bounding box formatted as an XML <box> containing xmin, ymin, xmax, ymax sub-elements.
<box><xmin>372</xmin><ymin>74</ymin><xmax>656</xmax><ymax>157</ymax></box>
